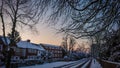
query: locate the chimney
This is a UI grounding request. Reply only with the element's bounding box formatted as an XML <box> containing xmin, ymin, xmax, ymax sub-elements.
<box><xmin>27</xmin><ymin>39</ymin><xmax>30</xmax><ymax>42</ymax></box>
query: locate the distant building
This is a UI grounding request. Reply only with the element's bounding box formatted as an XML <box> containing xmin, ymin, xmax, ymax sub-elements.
<box><xmin>40</xmin><ymin>44</ymin><xmax>64</xmax><ymax>60</ymax></box>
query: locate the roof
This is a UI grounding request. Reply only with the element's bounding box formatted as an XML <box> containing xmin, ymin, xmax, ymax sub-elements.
<box><xmin>40</xmin><ymin>43</ymin><xmax>61</xmax><ymax>48</ymax></box>
<box><xmin>0</xmin><ymin>36</ymin><xmax>10</xmax><ymax>45</ymax></box>
<box><xmin>32</xmin><ymin>43</ymin><xmax>45</xmax><ymax>51</ymax></box>
<box><xmin>17</xmin><ymin>41</ymin><xmax>45</xmax><ymax>51</ymax></box>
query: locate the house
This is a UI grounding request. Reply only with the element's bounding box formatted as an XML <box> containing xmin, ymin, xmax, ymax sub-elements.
<box><xmin>15</xmin><ymin>40</ymin><xmax>45</xmax><ymax>63</ymax></box>
<box><xmin>0</xmin><ymin>36</ymin><xmax>46</xmax><ymax>64</ymax></box>
<box><xmin>0</xmin><ymin>35</ymin><xmax>65</xmax><ymax>65</ymax></box>
<box><xmin>32</xmin><ymin>43</ymin><xmax>46</xmax><ymax>58</ymax></box>
<box><xmin>40</xmin><ymin>43</ymin><xmax>64</xmax><ymax>60</ymax></box>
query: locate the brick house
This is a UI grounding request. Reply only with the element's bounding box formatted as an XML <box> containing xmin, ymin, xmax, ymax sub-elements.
<box><xmin>0</xmin><ymin>36</ymin><xmax>46</xmax><ymax>64</ymax></box>
<box><xmin>15</xmin><ymin>40</ymin><xmax>45</xmax><ymax>63</ymax></box>
<box><xmin>40</xmin><ymin>43</ymin><xmax>64</xmax><ymax>60</ymax></box>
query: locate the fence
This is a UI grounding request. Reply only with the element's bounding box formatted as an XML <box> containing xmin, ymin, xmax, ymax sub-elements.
<box><xmin>97</xmin><ymin>59</ymin><xmax>120</xmax><ymax>68</ymax></box>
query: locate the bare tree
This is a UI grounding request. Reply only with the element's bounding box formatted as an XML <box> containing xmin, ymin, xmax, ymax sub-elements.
<box><xmin>33</xmin><ymin>0</ymin><xmax>119</xmax><ymax>38</ymax></box>
<box><xmin>66</xmin><ymin>0</ymin><xmax>119</xmax><ymax>39</ymax></box>
<box><xmin>61</xmin><ymin>34</ymin><xmax>76</xmax><ymax>56</ymax></box>
<box><xmin>100</xmin><ymin>29</ymin><xmax>120</xmax><ymax>62</ymax></box>
<box><xmin>68</xmin><ymin>36</ymin><xmax>76</xmax><ymax>53</ymax></box>
<box><xmin>0</xmin><ymin>0</ymin><xmax>41</xmax><ymax>68</ymax></box>
<box><xmin>36</xmin><ymin>0</ymin><xmax>120</xmax><ymax>61</ymax></box>
<box><xmin>61</xmin><ymin>34</ymin><xmax>68</xmax><ymax>53</ymax></box>
<box><xmin>7</xmin><ymin>30</ymin><xmax>21</xmax><ymax>43</ymax></box>
<box><xmin>0</xmin><ymin>0</ymin><xmax>8</xmax><ymax>45</ymax></box>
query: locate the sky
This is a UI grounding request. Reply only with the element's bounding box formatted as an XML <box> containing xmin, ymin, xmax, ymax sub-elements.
<box><xmin>20</xmin><ymin>23</ymin><xmax>63</xmax><ymax>45</ymax></box>
<box><xmin>0</xmin><ymin>16</ymin><xmax>91</xmax><ymax>49</ymax></box>
<box><xmin>0</xmin><ymin>22</ymin><xmax>63</xmax><ymax>45</ymax></box>
<box><xmin>0</xmin><ymin>22</ymin><xmax>90</xmax><ymax>48</ymax></box>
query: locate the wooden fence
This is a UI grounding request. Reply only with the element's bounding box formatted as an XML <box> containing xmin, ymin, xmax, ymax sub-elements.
<box><xmin>97</xmin><ymin>59</ymin><xmax>120</xmax><ymax>68</ymax></box>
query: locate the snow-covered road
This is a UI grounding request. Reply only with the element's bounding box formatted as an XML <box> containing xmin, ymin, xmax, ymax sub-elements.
<box><xmin>2</xmin><ymin>58</ymin><xmax>120</xmax><ymax>68</ymax></box>
<box><xmin>19</xmin><ymin>58</ymin><xmax>102</xmax><ymax>68</ymax></box>
<box><xmin>53</xmin><ymin>58</ymin><xmax>102</xmax><ymax>68</ymax></box>
<box><xmin>19</xmin><ymin>59</ymin><xmax>86</xmax><ymax>68</ymax></box>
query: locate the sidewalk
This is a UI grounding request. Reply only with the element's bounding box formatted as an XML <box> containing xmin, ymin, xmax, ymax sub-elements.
<box><xmin>90</xmin><ymin>59</ymin><xmax>102</xmax><ymax>68</ymax></box>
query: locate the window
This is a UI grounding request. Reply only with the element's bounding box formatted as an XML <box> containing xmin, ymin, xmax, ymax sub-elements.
<box><xmin>30</xmin><ymin>56</ymin><xmax>32</xmax><ymax>59</ymax></box>
<box><xmin>39</xmin><ymin>51</ymin><xmax>41</xmax><ymax>54</ymax></box>
<box><xmin>16</xmin><ymin>48</ymin><xmax>20</xmax><ymax>52</ymax></box>
<box><xmin>28</xmin><ymin>56</ymin><xmax>36</xmax><ymax>60</ymax></box>
<box><xmin>59</xmin><ymin>51</ymin><xmax>62</xmax><ymax>53</ymax></box>
<box><xmin>16</xmin><ymin>56</ymin><xmax>18</xmax><ymax>60</ymax></box>
<box><xmin>11</xmin><ymin>56</ymin><xmax>19</xmax><ymax>60</ymax></box>
<box><xmin>28</xmin><ymin>56</ymin><xmax>31</xmax><ymax>60</ymax></box>
<box><xmin>28</xmin><ymin>49</ymin><xmax>36</xmax><ymax>53</ymax></box>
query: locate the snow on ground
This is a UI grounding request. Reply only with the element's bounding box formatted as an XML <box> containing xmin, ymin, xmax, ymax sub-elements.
<box><xmin>70</xmin><ymin>60</ymin><xmax>87</xmax><ymax>68</ymax></box>
<box><xmin>81</xmin><ymin>60</ymin><xmax>91</xmax><ymax>68</ymax></box>
<box><xmin>90</xmin><ymin>59</ymin><xmax>102</xmax><ymax>68</ymax></box>
<box><xmin>19</xmin><ymin>60</ymin><xmax>80</xmax><ymax>68</ymax></box>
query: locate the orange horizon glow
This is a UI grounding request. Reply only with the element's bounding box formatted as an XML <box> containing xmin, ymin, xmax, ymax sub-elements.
<box><xmin>21</xmin><ymin>32</ymin><xmax>62</xmax><ymax>46</ymax></box>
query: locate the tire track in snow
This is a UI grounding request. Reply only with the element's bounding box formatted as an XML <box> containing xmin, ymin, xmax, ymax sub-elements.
<box><xmin>53</xmin><ymin>58</ymin><xmax>88</xmax><ymax>68</ymax></box>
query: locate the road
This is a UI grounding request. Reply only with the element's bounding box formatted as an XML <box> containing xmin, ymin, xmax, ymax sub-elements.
<box><xmin>53</xmin><ymin>58</ymin><xmax>102</xmax><ymax>68</ymax></box>
<box><xmin>19</xmin><ymin>58</ymin><xmax>102</xmax><ymax>68</ymax></box>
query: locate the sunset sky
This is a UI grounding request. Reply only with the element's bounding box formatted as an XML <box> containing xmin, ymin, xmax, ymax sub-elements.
<box><xmin>0</xmin><ymin>21</ymin><xmax>63</xmax><ymax>45</ymax></box>
<box><xmin>20</xmin><ymin>23</ymin><xmax>63</xmax><ymax>45</ymax></box>
<box><xmin>0</xmin><ymin>21</ymin><xmax>90</xmax><ymax>47</ymax></box>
